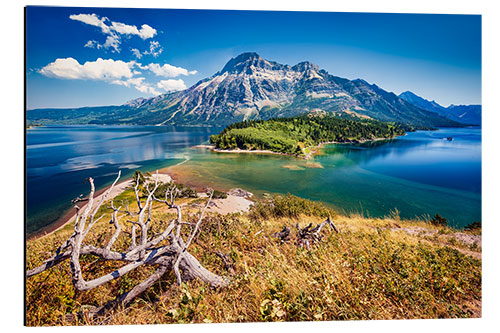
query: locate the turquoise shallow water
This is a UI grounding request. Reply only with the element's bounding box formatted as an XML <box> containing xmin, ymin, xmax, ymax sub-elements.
<box><xmin>170</xmin><ymin>127</ymin><xmax>481</xmax><ymax>228</ymax></box>
<box><xmin>26</xmin><ymin>126</ymin><xmax>480</xmax><ymax>234</ymax></box>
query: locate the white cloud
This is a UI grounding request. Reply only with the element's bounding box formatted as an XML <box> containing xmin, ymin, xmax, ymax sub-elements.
<box><xmin>69</xmin><ymin>13</ymin><xmax>111</xmax><ymax>34</ymax></box>
<box><xmin>70</xmin><ymin>13</ymin><xmax>157</xmax><ymax>39</ymax></box>
<box><xmin>111</xmin><ymin>77</ymin><xmax>145</xmax><ymax>88</ymax></box>
<box><xmin>83</xmin><ymin>37</ymin><xmax>119</xmax><ymax>53</ymax></box>
<box><xmin>110</xmin><ymin>22</ymin><xmax>157</xmax><ymax>40</ymax></box>
<box><xmin>39</xmin><ymin>58</ymin><xmax>134</xmax><ymax>80</ymax></box>
<box><xmin>147</xmin><ymin>63</ymin><xmax>197</xmax><ymax>78</ymax></box>
<box><xmin>110</xmin><ymin>21</ymin><xmax>139</xmax><ymax>35</ymax></box>
<box><xmin>137</xmin><ymin>24</ymin><xmax>157</xmax><ymax>40</ymax></box>
<box><xmin>84</xmin><ymin>40</ymin><xmax>99</xmax><ymax>48</ymax></box>
<box><xmin>112</xmin><ymin>77</ymin><xmax>161</xmax><ymax>95</ymax></box>
<box><xmin>131</xmin><ymin>48</ymin><xmax>142</xmax><ymax>59</ymax></box>
<box><xmin>143</xmin><ymin>41</ymin><xmax>163</xmax><ymax>58</ymax></box>
<box><xmin>102</xmin><ymin>35</ymin><xmax>120</xmax><ymax>53</ymax></box>
<box><xmin>157</xmin><ymin>79</ymin><xmax>187</xmax><ymax>92</ymax></box>
<box><xmin>69</xmin><ymin>13</ymin><xmax>158</xmax><ymax>53</ymax></box>
<box><xmin>136</xmin><ymin>84</ymin><xmax>161</xmax><ymax>95</ymax></box>
<box><xmin>39</xmin><ymin>57</ymin><xmax>194</xmax><ymax>97</ymax></box>
<box><xmin>133</xmin><ymin>62</ymin><xmax>148</xmax><ymax>70</ymax></box>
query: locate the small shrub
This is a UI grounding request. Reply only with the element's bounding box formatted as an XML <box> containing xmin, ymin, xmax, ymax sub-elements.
<box><xmin>132</xmin><ymin>170</ymin><xmax>149</xmax><ymax>186</ymax></box>
<box><xmin>249</xmin><ymin>194</ymin><xmax>336</xmax><ymax>220</ymax></box>
<box><xmin>430</xmin><ymin>214</ymin><xmax>447</xmax><ymax>227</ymax></box>
<box><xmin>211</xmin><ymin>190</ymin><xmax>227</xmax><ymax>199</ymax></box>
<box><xmin>154</xmin><ymin>182</ymin><xmax>198</xmax><ymax>199</ymax></box>
<box><xmin>180</xmin><ymin>185</ymin><xmax>198</xmax><ymax>198</ymax></box>
<box><xmin>464</xmin><ymin>221</ymin><xmax>481</xmax><ymax>232</ymax></box>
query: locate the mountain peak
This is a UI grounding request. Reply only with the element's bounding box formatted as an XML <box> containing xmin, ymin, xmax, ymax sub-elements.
<box><xmin>399</xmin><ymin>91</ymin><xmax>445</xmax><ymax>109</ymax></box>
<box><xmin>400</xmin><ymin>91</ymin><xmax>416</xmax><ymax>97</ymax></box>
<box><xmin>292</xmin><ymin>61</ymin><xmax>320</xmax><ymax>72</ymax></box>
<box><xmin>235</xmin><ymin>52</ymin><xmax>261</xmax><ymax>61</ymax></box>
<box><xmin>220</xmin><ymin>52</ymin><xmax>268</xmax><ymax>74</ymax></box>
<box><xmin>28</xmin><ymin>52</ymin><xmax>464</xmax><ymax>128</ymax></box>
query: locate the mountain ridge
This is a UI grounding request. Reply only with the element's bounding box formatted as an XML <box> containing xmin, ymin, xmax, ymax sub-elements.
<box><xmin>399</xmin><ymin>91</ymin><xmax>481</xmax><ymax>125</ymax></box>
<box><xmin>28</xmin><ymin>52</ymin><xmax>462</xmax><ymax>128</ymax></box>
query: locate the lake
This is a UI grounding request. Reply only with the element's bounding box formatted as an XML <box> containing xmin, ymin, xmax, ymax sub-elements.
<box><xmin>26</xmin><ymin>125</ymin><xmax>481</xmax><ymax>234</ymax></box>
<box><xmin>26</xmin><ymin>125</ymin><xmax>221</xmax><ymax>234</ymax></box>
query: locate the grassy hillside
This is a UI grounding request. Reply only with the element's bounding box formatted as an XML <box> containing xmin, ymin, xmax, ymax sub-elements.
<box><xmin>25</xmin><ymin>191</ymin><xmax>481</xmax><ymax>326</ymax></box>
<box><xmin>209</xmin><ymin>115</ymin><xmax>407</xmax><ymax>155</ymax></box>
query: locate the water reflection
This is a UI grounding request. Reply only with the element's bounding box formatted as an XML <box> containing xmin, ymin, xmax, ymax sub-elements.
<box><xmin>26</xmin><ymin>125</ymin><xmax>221</xmax><ymax>234</ymax></box>
<box><xmin>317</xmin><ymin>128</ymin><xmax>481</xmax><ymax>193</ymax></box>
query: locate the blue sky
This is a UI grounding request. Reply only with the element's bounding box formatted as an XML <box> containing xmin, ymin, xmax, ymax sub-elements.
<box><xmin>26</xmin><ymin>7</ymin><xmax>481</xmax><ymax>109</ymax></box>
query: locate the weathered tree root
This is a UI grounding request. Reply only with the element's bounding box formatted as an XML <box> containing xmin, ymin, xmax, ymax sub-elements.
<box><xmin>273</xmin><ymin>225</ymin><xmax>291</xmax><ymax>243</ymax></box>
<box><xmin>273</xmin><ymin>216</ymin><xmax>339</xmax><ymax>249</ymax></box>
<box><xmin>27</xmin><ymin>171</ymin><xmax>228</xmax><ymax>317</ymax></box>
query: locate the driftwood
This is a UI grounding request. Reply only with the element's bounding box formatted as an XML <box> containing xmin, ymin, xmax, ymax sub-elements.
<box><xmin>27</xmin><ymin>171</ymin><xmax>228</xmax><ymax>315</ymax></box>
<box><xmin>296</xmin><ymin>216</ymin><xmax>339</xmax><ymax>249</ymax></box>
<box><xmin>71</xmin><ymin>194</ymin><xmax>88</xmax><ymax>204</ymax></box>
<box><xmin>274</xmin><ymin>216</ymin><xmax>339</xmax><ymax>249</ymax></box>
<box><xmin>273</xmin><ymin>225</ymin><xmax>291</xmax><ymax>243</ymax></box>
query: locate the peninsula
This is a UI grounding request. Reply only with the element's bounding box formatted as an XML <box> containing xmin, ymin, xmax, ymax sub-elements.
<box><xmin>209</xmin><ymin>115</ymin><xmax>407</xmax><ymax>157</ymax></box>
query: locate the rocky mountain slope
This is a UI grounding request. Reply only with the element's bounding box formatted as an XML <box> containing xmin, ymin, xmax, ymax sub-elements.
<box><xmin>399</xmin><ymin>91</ymin><xmax>481</xmax><ymax>125</ymax></box>
<box><xmin>28</xmin><ymin>53</ymin><xmax>460</xmax><ymax>127</ymax></box>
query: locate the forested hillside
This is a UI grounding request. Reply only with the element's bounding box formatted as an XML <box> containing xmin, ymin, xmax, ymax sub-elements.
<box><xmin>209</xmin><ymin>115</ymin><xmax>407</xmax><ymax>155</ymax></box>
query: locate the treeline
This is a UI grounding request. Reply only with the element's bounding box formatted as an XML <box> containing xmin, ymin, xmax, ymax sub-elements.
<box><xmin>209</xmin><ymin>115</ymin><xmax>406</xmax><ymax>155</ymax></box>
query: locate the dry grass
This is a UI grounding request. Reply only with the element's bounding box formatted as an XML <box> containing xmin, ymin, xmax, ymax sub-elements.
<box><xmin>25</xmin><ymin>193</ymin><xmax>481</xmax><ymax>326</ymax></box>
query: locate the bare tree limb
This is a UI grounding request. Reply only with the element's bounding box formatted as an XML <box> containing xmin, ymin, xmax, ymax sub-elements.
<box><xmin>272</xmin><ymin>216</ymin><xmax>339</xmax><ymax>249</ymax></box>
<box><xmin>27</xmin><ymin>171</ymin><xmax>228</xmax><ymax>316</ymax></box>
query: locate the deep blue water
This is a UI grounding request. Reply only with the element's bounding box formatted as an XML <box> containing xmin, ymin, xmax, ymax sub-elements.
<box><xmin>26</xmin><ymin>125</ymin><xmax>481</xmax><ymax>234</ymax></box>
<box><xmin>26</xmin><ymin>125</ymin><xmax>221</xmax><ymax>234</ymax></box>
<box><xmin>352</xmin><ymin>128</ymin><xmax>481</xmax><ymax>194</ymax></box>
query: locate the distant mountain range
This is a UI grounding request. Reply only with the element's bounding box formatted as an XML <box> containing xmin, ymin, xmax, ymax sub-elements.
<box><xmin>399</xmin><ymin>91</ymin><xmax>481</xmax><ymax>125</ymax></box>
<box><xmin>28</xmin><ymin>52</ymin><xmax>476</xmax><ymax>128</ymax></box>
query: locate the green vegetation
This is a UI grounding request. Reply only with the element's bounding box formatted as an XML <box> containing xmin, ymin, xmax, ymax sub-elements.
<box><xmin>430</xmin><ymin>214</ymin><xmax>448</xmax><ymax>227</ymax></box>
<box><xmin>132</xmin><ymin>170</ymin><xmax>150</xmax><ymax>187</ymax></box>
<box><xmin>249</xmin><ymin>193</ymin><xmax>335</xmax><ymax>220</ymax></box>
<box><xmin>209</xmin><ymin>115</ymin><xmax>406</xmax><ymax>155</ymax></box>
<box><xmin>156</xmin><ymin>182</ymin><xmax>198</xmax><ymax>199</ymax></box>
<box><xmin>211</xmin><ymin>189</ymin><xmax>228</xmax><ymax>199</ymax></box>
<box><xmin>26</xmin><ymin>193</ymin><xmax>481</xmax><ymax>325</ymax></box>
<box><xmin>465</xmin><ymin>221</ymin><xmax>481</xmax><ymax>231</ymax></box>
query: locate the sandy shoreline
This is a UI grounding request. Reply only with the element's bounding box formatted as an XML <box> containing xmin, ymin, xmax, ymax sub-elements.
<box><xmin>194</xmin><ymin>136</ymin><xmax>396</xmax><ymax>160</ymax></box>
<box><xmin>193</xmin><ymin>144</ymin><xmax>289</xmax><ymax>157</ymax></box>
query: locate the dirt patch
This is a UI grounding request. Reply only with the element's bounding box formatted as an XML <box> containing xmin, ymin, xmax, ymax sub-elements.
<box><xmin>208</xmin><ymin>195</ymin><xmax>254</xmax><ymax>215</ymax></box>
<box><xmin>149</xmin><ymin>172</ymin><xmax>172</xmax><ymax>184</ymax></box>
